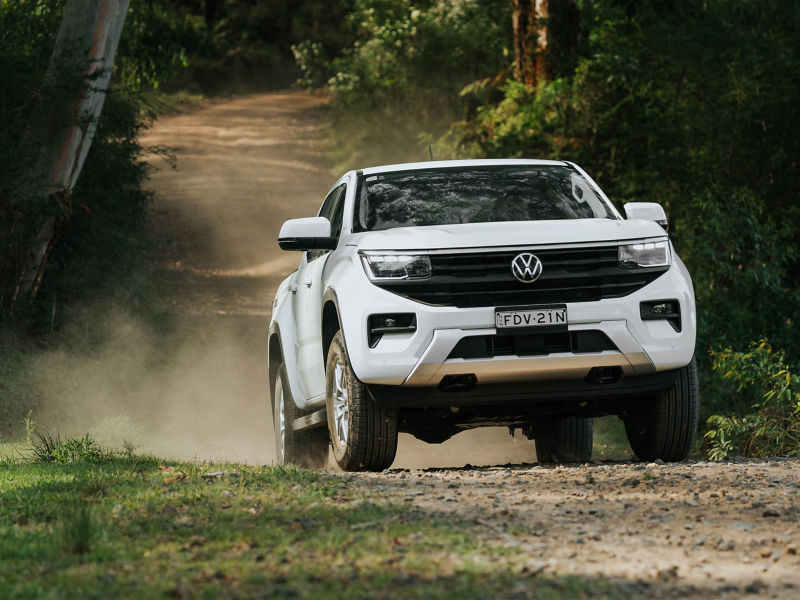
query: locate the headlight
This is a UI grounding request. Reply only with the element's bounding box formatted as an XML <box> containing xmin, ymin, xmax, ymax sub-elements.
<box><xmin>618</xmin><ymin>241</ymin><xmax>670</xmax><ymax>268</ymax></box>
<box><xmin>361</xmin><ymin>254</ymin><xmax>432</xmax><ymax>280</ymax></box>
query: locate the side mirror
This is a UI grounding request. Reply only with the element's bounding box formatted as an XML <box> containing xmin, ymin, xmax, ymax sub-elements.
<box><xmin>278</xmin><ymin>217</ymin><xmax>338</xmax><ymax>251</ymax></box>
<box><xmin>624</xmin><ymin>202</ymin><xmax>668</xmax><ymax>230</ymax></box>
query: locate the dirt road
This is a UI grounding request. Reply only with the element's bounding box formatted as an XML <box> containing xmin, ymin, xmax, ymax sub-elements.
<box><xmin>142</xmin><ymin>92</ymin><xmax>800</xmax><ymax>598</ymax></box>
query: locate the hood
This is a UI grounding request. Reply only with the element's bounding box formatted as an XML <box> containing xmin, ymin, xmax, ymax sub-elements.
<box><xmin>348</xmin><ymin>219</ymin><xmax>667</xmax><ymax>252</ymax></box>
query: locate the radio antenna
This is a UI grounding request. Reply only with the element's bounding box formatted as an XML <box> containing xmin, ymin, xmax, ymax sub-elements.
<box><xmin>429</xmin><ymin>145</ymin><xmax>434</xmax><ymax>161</ymax></box>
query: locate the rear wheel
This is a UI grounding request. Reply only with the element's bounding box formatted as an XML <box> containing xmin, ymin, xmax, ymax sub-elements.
<box><xmin>326</xmin><ymin>331</ymin><xmax>398</xmax><ymax>472</ymax></box>
<box><xmin>624</xmin><ymin>357</ymin><xmax>699</xmax><ymax>462</ymax></box>
<box><xmin>532</xmin><ymin>417</ymin><xmax>593</xmax><ymax>463</ymax></box>
<box><xmin>273</xmin><ymin>363</ymin><xmax>329</xmax><ymax>469</ymax></box>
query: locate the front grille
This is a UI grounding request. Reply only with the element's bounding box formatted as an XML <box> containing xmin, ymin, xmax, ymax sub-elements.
<box><xmin>448</xmin><ymin>330</ymin><xmax>618</xmax><ymax>360</ymax></box>
<box><xmin>371</xmin><ymin>246</ymin><xmax>668</xmax><ymax>308</ymax></box>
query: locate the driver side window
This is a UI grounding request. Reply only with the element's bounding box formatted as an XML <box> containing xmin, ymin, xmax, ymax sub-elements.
<box><xmin>308</xmin><ymin>183</ymin><xmax>346</xmax><ymax>262</ymax></box>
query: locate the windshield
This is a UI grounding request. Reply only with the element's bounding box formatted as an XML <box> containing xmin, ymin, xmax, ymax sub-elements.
<box><xmin>353</xmin><ymin>165</ymin><xmax>614</xmax><ymax>232</ymax></box>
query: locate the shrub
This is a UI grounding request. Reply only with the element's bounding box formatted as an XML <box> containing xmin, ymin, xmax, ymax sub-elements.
<box><xmin>29</xmin><ymin>430</ymin><xmax>107</xmax><ymax>464</ymax></box>
<box><xmin>706</xmin><ymin>340</ymin><xmax>800</xmax><ymax>460</ymax></box>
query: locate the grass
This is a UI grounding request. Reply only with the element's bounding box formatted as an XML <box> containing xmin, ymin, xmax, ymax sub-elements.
<box><xmin>0</xmin><ymin>447</ymin><xmax>632</xmax><ymax>600</ymax></box>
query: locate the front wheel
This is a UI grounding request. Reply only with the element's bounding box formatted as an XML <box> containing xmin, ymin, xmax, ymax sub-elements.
<box><xmin>532</xmin><ymin>417</ymin><xmax>594</xmax><ymax>463</ymax></box>
<box><xmin>273</xmin><ymin>363</ymin><xmax>329</xmax><ymax>469</ymax></box>
<box><xmin>624</xmin><ymin>357</ymin><xmax>699</xmax><ymax>462</ymax></box>
<box><xmin>326</xmin><ymin>331</ymin><xmax>398</xmax><ymax>472</ymax></box>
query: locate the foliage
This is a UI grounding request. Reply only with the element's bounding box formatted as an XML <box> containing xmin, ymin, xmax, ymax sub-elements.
<box><xmin>294</xmin><ymin>0</ymin><xmax>513</xmax><ymax>168</ymax></box>
<box><xmin>150</xmin><ymin>0</ymin><xmax>356</xmax><ymax>95</ymax></box>
<box><xmin>116</xmin><ymin>0</ymin><xmax>188</xmax><ymax>91</ymax></box>
<box><xmin>706</xmin><ymin>340</ymin><xmax>800</xmax><ymax>459</ymax></box>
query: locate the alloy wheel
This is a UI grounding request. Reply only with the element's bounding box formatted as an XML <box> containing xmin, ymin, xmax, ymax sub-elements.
<box><xmin>332</xmin><ymin>359</ymin><xmax>349</xmax><ymax>446</ymax></box>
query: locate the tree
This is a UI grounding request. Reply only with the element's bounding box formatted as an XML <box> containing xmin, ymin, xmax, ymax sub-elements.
<box><xmin>12</xmin><ymin>0</ymin><xmax>131</xmax><ymax>306</ymax></box>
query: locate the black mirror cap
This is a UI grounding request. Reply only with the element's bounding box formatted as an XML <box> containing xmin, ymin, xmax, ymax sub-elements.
<box><xmin>278</xmin><ymin>237</ymin><xmax>338</xmax><ymax>251</ymax></box>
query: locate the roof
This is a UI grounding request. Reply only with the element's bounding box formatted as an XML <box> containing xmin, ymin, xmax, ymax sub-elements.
<box><xmin>359</xmin><ymin>158</ymin><xmax>568</xmax><ymax>176</ymax></box>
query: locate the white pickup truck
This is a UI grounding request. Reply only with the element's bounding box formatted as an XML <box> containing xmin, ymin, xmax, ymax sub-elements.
<box><xmin>269</xmin><ymin>159</ymin><xmax>698</xmax><ymax>471</ymax></box>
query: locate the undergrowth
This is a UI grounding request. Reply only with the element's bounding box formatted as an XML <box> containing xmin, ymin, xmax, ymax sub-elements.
<box><xmin>706</xmin><ymin>340</ymin><xmax>800</xmax><ymax>459</ymax></box>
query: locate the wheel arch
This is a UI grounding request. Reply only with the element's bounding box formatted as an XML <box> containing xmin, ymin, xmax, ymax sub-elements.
<box><xmin>321</xmin><ymin>288</ymin><xmax>343</xmax><ymax>369</ymax></box>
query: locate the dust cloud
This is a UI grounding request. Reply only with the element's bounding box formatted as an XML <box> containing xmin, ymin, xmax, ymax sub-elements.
<box><xmin>30</xmin><ymin>92</ymin><xmax>539</xmax><ymax>467</ymax></box>
<box><xmin>31</xmin><ymin>307</ymin><xmax>274</xmax><ymax>464</ymax></box>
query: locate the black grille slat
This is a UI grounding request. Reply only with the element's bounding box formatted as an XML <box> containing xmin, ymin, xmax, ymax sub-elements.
<box><xmin>374</xmin><ymin>246</ymin><xmax>668</xmax><ymax>308</ymax></box>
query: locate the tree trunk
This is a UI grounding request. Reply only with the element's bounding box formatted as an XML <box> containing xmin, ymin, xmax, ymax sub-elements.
<box><xmin>12</xmin><ymin>0</ymin><xmax>131</xmax><ymax>306</ymax></box>
<box><xmin>513</xmin><ymin>0</ymin><xmax>581</xmax><ymax>85</ymax></box>
<box><xmin>513</xmin><ymin>0</ymin><xmax>548</xmax><ymax>86</ymax></box>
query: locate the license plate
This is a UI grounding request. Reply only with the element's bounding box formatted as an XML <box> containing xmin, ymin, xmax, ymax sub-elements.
<box><xmin>495</xmin><ymin>304</ymin><xmax>568</xmax><ymax>334</ymax></box>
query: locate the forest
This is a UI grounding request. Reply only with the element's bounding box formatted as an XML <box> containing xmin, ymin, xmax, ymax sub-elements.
<box><xmin>1</xmin><ymin>0</ymin><xmax>799</xmax><ymax>458</ymax></box>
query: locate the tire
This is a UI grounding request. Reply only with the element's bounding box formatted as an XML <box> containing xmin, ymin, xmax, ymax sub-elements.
<box><xmin>624</xmin><ymin>356</ymin><xmax>699</xmax><ymax>462</ymax></box>
<box><xmin>273</xmin><ymin>363</ymin><xmax>329</xmax><ymax>469</ymax></box>
<box><xmin>533</xmin><ymin>417</ymin><xmax>593</xmax><ymax>463</ymax></box>
<box><xmin>326</xmin><ymin>331</ymin><xmax>398</xmax><ymax>472</ymax></box>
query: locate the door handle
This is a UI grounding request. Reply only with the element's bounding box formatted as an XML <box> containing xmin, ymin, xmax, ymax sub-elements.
<box><xmin>304</xmin><ymin>277</ymin><xmax>313</xmax><ymax>288</ymax></box>
<box><xmin>290</xmin><ymin>283</ymin><xmax>298</xmax><ymax>294</ymax></box>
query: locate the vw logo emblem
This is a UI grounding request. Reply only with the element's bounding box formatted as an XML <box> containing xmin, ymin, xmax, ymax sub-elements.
<box><xmin>511</xmin><ymin>253</ymin><xmax>543</xmax><ymax>283</ymax></box>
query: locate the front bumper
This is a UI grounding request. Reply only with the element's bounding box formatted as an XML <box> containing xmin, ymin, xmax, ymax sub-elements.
<box><xmin>338</xmin><ymin>261</ymin><xmax>695</xmax><ymax>390</ymax></box>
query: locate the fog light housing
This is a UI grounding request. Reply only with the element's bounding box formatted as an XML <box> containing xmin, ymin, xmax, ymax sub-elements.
<box><xmin>640</xmin><ymin>300</ymin><xmax>681</xmax><ymax>332</ymax></box>
<box><xmin>368</xmin><ymin>313</ymin><xmax>417</xmax><ymax>348</ymax></box>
